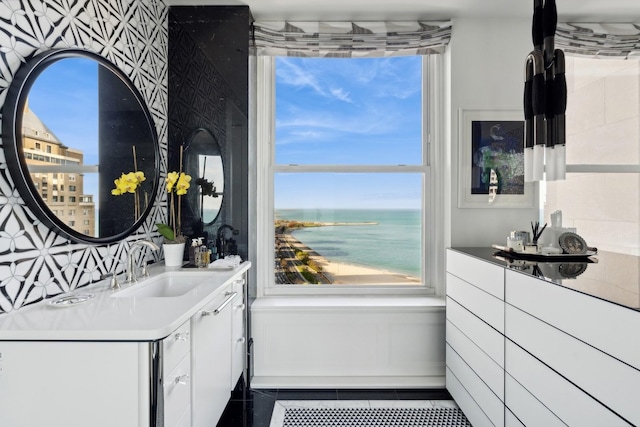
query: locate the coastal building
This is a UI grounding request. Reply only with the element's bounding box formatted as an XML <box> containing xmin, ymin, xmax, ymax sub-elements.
<box><xmin>0</xmin><ymin>1</ymin><xmax>638</xmax><ymax>426</ymax></box>
<box><xmin>20</xmin><ymin>103</ymin><xmax>96</xmax><ymax>237</ymax></box>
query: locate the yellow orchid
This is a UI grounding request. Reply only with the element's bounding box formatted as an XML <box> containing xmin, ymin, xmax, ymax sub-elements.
<box><xmin>111</xmin><ymin>171</ymin><xmax>145</xmax><ymax>195</ymax></box>
<box><xmin>175</xmin><ymin>173</ymin><xmax>191</xmax><ymax>196</ymax></box>
<box><xmin>166</xmin><ymin>171</ymin><xmax>179</xmax><ymax>193</ymax></box>
<box><xmin>158</xmin><ymin>170</ymin><xmax>192</xmax><ymax>243</ymax></box>
<box><xmin>111</xmin><ymin>170</ymin><xmax>147</xmax><ymax>220</ymax></box>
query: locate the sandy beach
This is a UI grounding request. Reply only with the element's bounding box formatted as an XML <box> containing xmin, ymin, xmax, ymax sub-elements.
<box><xmin>279</xmin><ymin>231</ymin><xmax>420</xmax><ymax>285</ymax></box>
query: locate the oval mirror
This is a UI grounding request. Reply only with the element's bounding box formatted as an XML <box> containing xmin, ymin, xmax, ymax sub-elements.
<box><xmin>184</xmin><ymin>128</ymin><xmax>224</xmax><ymax>227</ymax></box>
<box><xmin>2</xmin><ymin>49</ymin><xmax>159</xmax><ymax>244</ymax></box>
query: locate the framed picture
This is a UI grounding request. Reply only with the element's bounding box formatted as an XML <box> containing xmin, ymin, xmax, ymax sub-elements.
<box><xmin>458</xmin><ymin>109</ymin><xmax>535</xmax><ymax>208</ymax></box>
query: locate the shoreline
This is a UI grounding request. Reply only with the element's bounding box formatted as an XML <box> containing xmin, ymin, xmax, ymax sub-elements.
<box><xmin>279</xmin><ymin>230</ymin><xmax>420</xmax><ymax>285</ymax></box>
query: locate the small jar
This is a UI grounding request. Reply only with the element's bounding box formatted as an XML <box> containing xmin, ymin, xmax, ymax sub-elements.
<box><xmin>507</xmin><ymin>236</ymin><xmax>524</xmax><ymax>252</ymax></box>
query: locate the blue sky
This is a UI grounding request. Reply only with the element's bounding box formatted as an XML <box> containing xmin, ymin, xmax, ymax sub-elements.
<box><xmin>28</xmin><ymin>58</ymin><xmax>100</xmax><ymax>202</ymax></box>
<box><xmin>274</xmin><ymin>56</ymin><xmax>423</xmax><ymax>210</ymax></box>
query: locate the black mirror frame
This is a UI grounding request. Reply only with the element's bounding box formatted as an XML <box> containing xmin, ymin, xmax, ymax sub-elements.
<box><xmin>184</xmin><ymin>127</ymin><xmax>224</xmax><ymax>226</ymax></box>
<box><xmin>2</xmin><ymin>48</ymin><xmax>160</xmax><ymax>244</ymax></box>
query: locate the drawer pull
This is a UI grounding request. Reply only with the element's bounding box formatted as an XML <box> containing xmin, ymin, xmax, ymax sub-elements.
<box><xmin>237</xmin><ymin>337</ymin><xmax>246</xmax><ymax>344</ymax></box>
<box><xmin>234</xmin><ymin>303</ymin><xmax>246</xmax><ymax>311</ymax></box>
<box><xmin>201</xmin><ymin>292</ymin><xmax>237</xmax><ymax>316</ymax></box>
<box><xmin>174</xmin><ymin>374</ymin><xmax>189</xmax><ymax>385</ymax></box>
<box><xmin>174</xmin><ymin>332</ymin><xmax>189</xmax><ymax>341</ymax></box>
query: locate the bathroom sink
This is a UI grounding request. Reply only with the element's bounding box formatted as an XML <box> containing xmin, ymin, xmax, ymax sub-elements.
<box><xmin>112</xmin><ymin>272</ymin><xmax>207</xmax><ymax>298</ymax></box>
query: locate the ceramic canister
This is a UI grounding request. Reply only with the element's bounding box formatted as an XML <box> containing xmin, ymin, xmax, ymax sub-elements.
<box><xmin>510</xmin><ymin>231</ymin><xmax>530</xmax><ymax>246</ymax></box>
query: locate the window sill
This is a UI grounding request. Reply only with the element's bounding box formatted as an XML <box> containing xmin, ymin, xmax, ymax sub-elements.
<box><xmin>250</xmin><ymin>295</ymin><xmax>445</xmax><ymax>311</ymax></box>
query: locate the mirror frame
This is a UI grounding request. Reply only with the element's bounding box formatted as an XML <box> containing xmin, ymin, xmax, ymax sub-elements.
<box><xmin>184</xmin><ymin>127</ymin><xmax>224</xmax><ymax>227</ymax></box>
<box><xmin>2</xmin><ymin>48</ymin><xmax>160</xmax><ymax>244</ymax></box>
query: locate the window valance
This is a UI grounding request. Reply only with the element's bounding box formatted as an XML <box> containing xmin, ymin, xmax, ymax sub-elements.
<box><xmin>251</xmin><ymin>21</ymin><xmax>452</xmax><ymax>57</ymax></box>
<box><xmin>556</xmin><ymin>23</ymin><xmax>640</xmax><ymax>59</ymax></box>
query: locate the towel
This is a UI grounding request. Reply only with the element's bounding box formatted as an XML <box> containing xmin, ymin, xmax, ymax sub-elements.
<box><xmin>209</xmin><ymin>255</ymin><xmax>242</xmax><ymax>268</ymax></box>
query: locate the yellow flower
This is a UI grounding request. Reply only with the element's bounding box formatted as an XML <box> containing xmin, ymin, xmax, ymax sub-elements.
<box><xmin>134</xmin><ymin>171</ymin><xmax>145</xmax><ymax>184</ymax></box>
<box><xmin>166</xmin><ymin>171</ymin><xmax>179</xmax><ymax>193</ymax></box>
<box><xmin>175</xmin><ymin>172</ymin><xmax>191</xmax><ymax>196</ymax></box>
<box><xmin>112</xmin><ymin>173</ymin><xmax>135</xmax><ymax>195</ymax></box>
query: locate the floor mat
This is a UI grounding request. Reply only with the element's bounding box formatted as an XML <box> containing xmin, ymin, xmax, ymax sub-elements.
<box><xmin>269</xmin><ymin>400</ymin><xmax>471</xmax><ymax>427</ymax></box>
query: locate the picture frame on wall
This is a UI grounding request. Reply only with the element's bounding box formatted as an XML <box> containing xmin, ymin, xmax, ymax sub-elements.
<box><xmin>457</xmin><ymin>109</ymin><xmax>535</xmax><ymax>208</ymax></box>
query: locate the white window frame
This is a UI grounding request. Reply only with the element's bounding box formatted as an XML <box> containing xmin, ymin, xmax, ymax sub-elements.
<box><xmin>255</xmin><ymin>55</ymin><xmax>446</xmax><ymax>298</ymax></box>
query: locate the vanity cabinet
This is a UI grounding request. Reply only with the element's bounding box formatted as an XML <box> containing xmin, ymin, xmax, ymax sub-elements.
<box><xmin>446</xmin><ymin>248</ymin><xmax>640</xmax><ymax>427</ymax></box>
<box><xmin>163</xmin><ymin>321</ymin><xmax>192</xmax><ymax>427</ymax></box>
<box><xmin>191</xmin><ymin>283</ymin><xmax>235</xmax><ymax>426</ymax></box>
<box><xmin>0</xmin><ymin>263</ymin><xmax>251</xmax><ymax>427</ymax></box>
<box><xmin>230</xmin><ymin>277</ymin><xmax>247</xmax><ymax>390</ymax></box>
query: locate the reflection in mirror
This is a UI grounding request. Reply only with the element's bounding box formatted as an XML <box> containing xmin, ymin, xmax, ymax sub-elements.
<box><xmin>2</xmin><ymin>49</ymin><xmax>159</xmax><ymax>243</ymax></box>
<box><xmin>184</xmin><ymin>128</ymin><xmax>224</xmax><ymax>228</ymax></box>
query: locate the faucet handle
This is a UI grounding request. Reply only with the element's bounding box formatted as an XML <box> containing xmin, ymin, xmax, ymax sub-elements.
<box><xmin>141</xmin><ymin>261</ymin><xmax>150</xmax><ymax>278</ymax></box>
<box><xmin>101</xmin><ymin>272</ymin><xmax>120</xmax><ymax>290</ymax></box>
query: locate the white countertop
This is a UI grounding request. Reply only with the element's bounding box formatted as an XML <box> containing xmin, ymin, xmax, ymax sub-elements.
<box><xmin>0</xmin><ymin>261</ymin><xmax>251</xmax><ymax>341</ymax></box>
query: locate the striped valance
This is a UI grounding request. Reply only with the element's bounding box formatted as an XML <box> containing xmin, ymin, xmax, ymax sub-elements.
<box><xmin>251</xmin><ymin>21</ymin><xmax>452</xmax><ymax>57</ymax></box>
<box><xmin>556</xmin><ymin>23</ymin><xmax>640</xmax><ymax>59</ymax></box>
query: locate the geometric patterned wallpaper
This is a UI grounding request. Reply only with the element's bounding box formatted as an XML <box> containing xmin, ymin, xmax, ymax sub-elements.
<box><xmin>0</xmin><ymin>0</ymin><xmax>168</xmax><ymax>313</ymax></box>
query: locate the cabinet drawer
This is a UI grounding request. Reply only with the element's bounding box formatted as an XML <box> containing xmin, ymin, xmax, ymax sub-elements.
<box><xmin>447</xmin><ymin>249</ymin><xmax>504</xmax><ymax>299</ymax></box>
<box><xmin>446</xmin><ymin>344</ymin><xmax>503</xmax><ymax>426</ymax></box>
<box><xmin>506</xmin><ymin>340</ymin><xmax>630</xmax><ymax>426</ymax></box>
<box><xmin>446</xmin><ymin>365</ymin><xmax>495</xmax><ymax>427</ymax></box>
<box><xmin>164</xmin><ymin>354</ymin><xmax>191</xmax><ymax>427</ymax></box>
<box><xmin>505</xmin><ymin>269</ymin><xmax>640</xmax><ymax>371</ymax></box>
<box><xmin>231</xmin><ymin>285</ymin><xmax>246</xmax><ymax>389</ymax></box>
<box><xmin>174</xmin><ymin>407</ymin><xmax>191</xmax><ymax>427</ymax></box>
<box><xmin>506</xmin><ymin>305</ymin><xmax>639</xmax><ymax>426</ymax></box>
<box><xmin>163</xmin><ymin>321</ymin><xmax>190</xmax><ymax>373</ymax></box>
<box><xmin>446</xmin><ymin>297</ymin><xmax>504</xmax><ymax>367</ymax></box>
<box><xmin>447</xmin><ymin>273</ymin><xmax>504</xmax><ymax>333</ymax></box>
<box><xmin>447</xmin><ymin>321</ymin><xmax>504</xmax><ymax>401</ymax></box>
<box><xmin>504</xmin><ymin>373</ymin><xmax>564</xmax><ymax>427</ymax></box>
<box><xmin>505</xmin><ymin>408</ymin><xmax>525</xmax><ymax>427</ymax></box>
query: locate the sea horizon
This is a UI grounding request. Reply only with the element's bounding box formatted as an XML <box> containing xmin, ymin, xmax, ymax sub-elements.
<box><xmin>276</xmin><ymin>208</ymin><xmax>422</xmax><ymax>278</ymax></box>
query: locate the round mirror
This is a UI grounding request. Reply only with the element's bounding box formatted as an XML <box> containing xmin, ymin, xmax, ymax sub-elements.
<box><xmin>184</xmin><ymin>128</ymin><xmax>224</xmax><ymax>227</ymax></box>
<box><xmin>2</xmin><ymin>49</ymin><xmax>159</xmax><ymax>244</ymax></box>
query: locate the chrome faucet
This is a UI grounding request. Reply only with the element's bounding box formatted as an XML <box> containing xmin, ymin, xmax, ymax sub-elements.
<box><xmin>126</xmin><ymin>240</ymin><xmax>160</xmax><ymax>284</ymax></box>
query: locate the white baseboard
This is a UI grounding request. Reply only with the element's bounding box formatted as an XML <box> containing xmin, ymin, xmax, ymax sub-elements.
<box><xmin>250</xmin><ymin>375</ymin><xmax>446</xmax><ymax>389</ymax></box>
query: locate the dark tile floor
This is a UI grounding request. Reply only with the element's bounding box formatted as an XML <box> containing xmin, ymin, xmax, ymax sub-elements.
<box><xmin>217</xmin><ymin>380</ymin><xmax>453</xmax><ymax>427</ymax></box>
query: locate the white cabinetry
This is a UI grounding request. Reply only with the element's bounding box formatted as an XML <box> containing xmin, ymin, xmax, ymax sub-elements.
<box><xmin>505</xmin><ymin>270</ymin><xmax>637</xmax><ymax>426</ymax></box>
<box><xmin>230</xmin><ymin>278</ymin><xmax>246</xmax><ymax>389</ymax></box>
<box><xmin>0</xmin><ymin>265</ymin><xmax>250</xmax><ymax>427</ymax></box>
<box><xmin>446</xmin><ymin>249</ymin><xmax>505</xmax><ymax>427</ymax></box>
<box><xmin>191</xmin><ymin>276</ymin><xmax>246</xmax><ymax>427</ymax></box>
<box><xmin>446</xmin><ymin>249</ymin><xmax>640</xmax><ymax>427</ymax></box>
<box><xmin>163</xmin><ymin>321</ymin><xmax>191</xmax><ymax>427</ymax></box>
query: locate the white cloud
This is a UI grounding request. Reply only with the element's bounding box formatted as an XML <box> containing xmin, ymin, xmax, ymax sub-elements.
<box><xmin>330</xmin><ymin>87</ymin><xmax>352</xmax><ymax>103</ymax></box>
<box><xmin>277</xmin><ymin>57</ymin><xmax>354</xmax><ymax>103</ymax></box>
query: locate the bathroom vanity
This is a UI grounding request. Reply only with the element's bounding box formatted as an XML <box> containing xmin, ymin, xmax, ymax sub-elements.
<box><xmin>446</xmin><ymin>247</ymin><xmax>639</xmax><ymax>427</ymax></box>
<box><xmin>0</xmin><ymin>262</ymin><xmax>250</xmax><ymax>427</ymax></box>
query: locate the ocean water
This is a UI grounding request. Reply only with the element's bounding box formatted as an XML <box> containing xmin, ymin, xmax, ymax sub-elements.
<box><xmin>277</xmin><ymin>209</ymin><xmax>421</xmax><ymax>278</ymax></box>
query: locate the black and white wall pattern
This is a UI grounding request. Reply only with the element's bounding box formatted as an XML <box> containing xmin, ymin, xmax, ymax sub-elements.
<box><xmin>0</xmin><ymin>0</ymin><xmax>169</xmax><ymax>313</ymax></box>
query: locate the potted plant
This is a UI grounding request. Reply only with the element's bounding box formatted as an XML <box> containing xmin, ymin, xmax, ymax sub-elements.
<box><xmin>157</xmin><ymin>147</ymin><xmax>191</xmax><ymax>266</ymax></box>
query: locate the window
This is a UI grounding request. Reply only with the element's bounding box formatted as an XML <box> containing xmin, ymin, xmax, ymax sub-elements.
<box><xmin>46</xmin><ymin>145</ymin><xmax>51</xmax><ymax>153</ymax></box>
<box><xmin>69</xmin><ymin>196</ymin><xmax>76</xmax><ymax>203</ymax></box>
<box><xmin>69</xmin><ymin>210</ymin><xmax>75</xmax><ymax>216</ymax></box>
<box><xmin>69</xmin><ymin>174</ymin><xmax>76</xmax><ymax>181</ymax></box>
<box><xmin>542</xmin><ymin>55</ymin><xmax>640</xmax><ymax>255</ymax></box>
<box><xmin>258</xmin><ymin>55</ymin><xmax>440</xmax><ymax>294</ymax></box>
<box><xmin>83</xmin><ymin>209</ymin><xmax>89</xmax><ymax>216</ymax></box>
<box><xmin>68</xmin><ymin>220</ymin><xmax>75</xmax><ymax>226</ymax></box>
<box><xmin>69</xmin><ymin>185</ymin><xmax>76</xmax><ymax>192</ymax></box>
<box><xmin>84</xmin><ymin>220</ymin><xmax>90</xmax><ymax>225</ymax></box>
<box><xmin>35</xmin><ymin>142</ymin><xmax>41</xmax><ymax>150</ymax></box>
